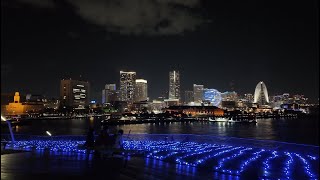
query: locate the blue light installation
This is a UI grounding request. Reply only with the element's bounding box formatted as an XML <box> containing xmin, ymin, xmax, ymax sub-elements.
<box><xmin>283</xmin><ymin>152</ymin><xmax>294</xmax><ymax>179</ymax></box>
<box><xmin>6</xmin><ymin>138</ymin><xmax>319</xmax><ymax>179</ymax></box>
<box><xmin>262</xmin><ymin>151</ymin><xmax>278</xmax><ymax>177</ymax></box>
<box><xmin>294</xmin><ymin>153</ymin><xmax>317</xmax><ymax>179</ymax></box>
<box><xmin>215</xmin><ymin>148</ymin><xmax>253</xmax><ymax>171</ymax></box>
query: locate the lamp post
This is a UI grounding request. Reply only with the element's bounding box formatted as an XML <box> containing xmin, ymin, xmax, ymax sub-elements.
<box><xmin>1</xmin><ymin>115</ymin><xmax>15</xmax><ymax>143</ymax></box>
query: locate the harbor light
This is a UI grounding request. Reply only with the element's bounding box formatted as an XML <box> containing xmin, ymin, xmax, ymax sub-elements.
<box><xmin>46</xmin><ymin>131</ymin><xmax>52</xmax><ymax>136</ymax></box>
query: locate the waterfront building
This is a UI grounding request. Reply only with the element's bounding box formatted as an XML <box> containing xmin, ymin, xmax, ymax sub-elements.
<box><xmin>221</xmin><ymin>91</ymin><xmax>238</xmax><ymax>101</ymax></box>
<box><xmin>244</xmin><ymin>93</ymin><xmax>254</xmax><ymax>103</ymax></box>
<box><xmin>169</xmin><ymin>70</ymin><xmax>180</xmax><ymax>100</ymax></box>
<box><xmin>43</xmin><ymin>98</ymin><xmax>60</xmax><ymax>110</ymax></box>
<box><xmin>134</xmin><ymin>79</ymin><xmax>148</xmax><ymax>102</ymax></box>
<box><xmin>164</xmin><ymin>98</ymin><xmax>179</xmax><ymax>106</ymax></box>
<box><xmin>3</xmin><ymin>92</ymin><xmax>44</xmax><ymax>115</ymax></box>
<box><xmin>60</xmin><ymin>79</ymin><xmax>90</xmax><ymax>109</ymax></box>
<box><xmin>150</xmin><ymin>100</ymin><xmax>167</xmax><ymax>113</ymax></box>
<box><xmin>105</xmin><ymin>84</ymin><xmax>116</xmax><ymax>91</ymax></box>
<box><xmin>184</xmin><ymin>90</ymin><xmax>193</xmax><ymax>104</ymax></box>
<box><xmin>293</xmin><ymin>94</ymin><xmax>308</xmax><ymax>104</ymax></box>
<box><xmin>102</xmin><ymin>84</ymin><xmax>118</xmax><ymax>104</ymax></box>
<box><xmin>193</xmin><ymin>84</ymin><xmax>204</xmax><ymax>103</ymax></box>
<box><xmin>253</xmin><ymin>81</ymin><xmax>269</xmax><ymax>105</ymax></box>
<box><xmin>203</xmin><ymin>89</ymin><xmax>222</xmax><ymax>106</ymax></box>
<box><xmin>221</xmin><ymin>101</ymin><xmax>236</xmax><ymax>110</ymax></box>
<box><xmin>120</xmin><ymin>71</ymin><xmax>136</xmax><ymax>102</ymax></box>
<box><xmin>166</xmin><ymin>106</ymin><xmax>224</xmax><ymax>117</ymax></box>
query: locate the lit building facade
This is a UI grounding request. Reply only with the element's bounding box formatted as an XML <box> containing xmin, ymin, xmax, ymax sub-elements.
<box><xmin>166</xmin><ymin>106</ymin><xmax>224</xmax><ymax>117</ymax></box>
<box><xmin>184</xmin><ymin>90</ymin><xmax>194</xmax><ymax>104</ymax></box>
<box><xmin>221</xmin><ymin>91</ymin><xmax>238</xmax><ymax>101</ymax></box>
<box><xmin>120</xmin><ymin>71</ymin><xmax>136</xmax><ymax>102</ymax></box>
<box><xmin>254</xmin><ymin>81</ymin><xmax>269</xmax><ymax>105</ymax></box>
<box><xmin>102</xmin><ymin>84</ymin><xmax>118</xmax><ymax>104</ymax></box>
<box><xmin>193</xmin><ymin>84</ymin><xmax>204</xmax><ymax>103</ymax></box>
<box><xmin>60</xmin><ymin>79</ymin><xmax>90</xmax><ymax>109</ymax></box>
<box><xmin>244</xmin><ymin>93</ymin><xmax>254</xmax><ymax>103</ymax></box>
<box><xmin>134</xmin><ymin>79</ymin><xmax>148</xmax><ymax>102</ymax></box>
<box><xmin>203</xmin><ymin>89</ymin><xmax>222</xmax><ymax>106</ymax></box>
<box><xmin>4</xmin><ymin>92</ymin><xmax>44</xmax><ymax>115</ymax></box>
<box><xmin>169</xmin><ymin>70</ymin><xmax>180</xmax><ymax>100</ymax></box>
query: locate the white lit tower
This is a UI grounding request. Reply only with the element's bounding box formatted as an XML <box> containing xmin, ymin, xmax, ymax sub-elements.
<box><xmin>254</xmin><ymin>81</ymin><xmax>269</xmax><ymax>105</ymax></box>
<box><xmin>120</xmin><ymin>71</ymin><xmax>136</xmax><ymax>102</ymax></box>
<box><xmin>168</xmin><ymin>70</ymin><xmax>180</xmax><ymax>101</ymax></box>
<box><xmin>134</xmin><ymin>79</ymin><xmax>148</xmax><ymax>102</ymax></box>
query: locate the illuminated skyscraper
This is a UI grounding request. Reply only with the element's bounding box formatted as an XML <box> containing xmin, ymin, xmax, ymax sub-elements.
<box><xmin>193</xmin><ymin>84</ymin><xmax>204</xmax><ymax>103</ymax></box>
<box><xmin>60</xmin><ymin>79</ymin><xmax>90</xmax><ymax>109</ymax></box>
<box><xmin>120</xmin><ymin>71</ymin><xmax>136</xmax><ymax>102</ymax></box>
<box><xmin>102</xmin><ymin>84</ymin><xmax>117</xmax><ymax>104</ymax></box>
<box><xmin>134</xmin><ymin>79</ymin><xmax>148</xmax><ymax>102</ymax></box>
<box><xmin>169</xmin><ymin>70</ymin><xmax>180</xmax><ymax>100</ymax></box>
<box><xmin>184</xmin><ymin>90</ymin><xmax>193</xmax><ymax>104</ymax></box>
<box><xmin>254</xmin><ymin>81</ymin><xmax>269</xmax><ymax>105</ymax></box>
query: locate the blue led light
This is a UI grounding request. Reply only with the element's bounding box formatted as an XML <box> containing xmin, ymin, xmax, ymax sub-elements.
<box><xmin>283</xmin><ymin>152</ymin><xmax>293</xmax><ymax>179</ymax></box>
<box><xmin>262</xmin><ymin>151</ymin><xmax>278</xmax><ymax>178</ymax></box>
<box><xmin>294</xmin><ymin>153</ymin><xmax>317</xmax><ymax>179</ymax></box>
<box><xmin>6</xmin><ymin>138</ymin><xmax>319</xmax><ymax>179</ymax></box>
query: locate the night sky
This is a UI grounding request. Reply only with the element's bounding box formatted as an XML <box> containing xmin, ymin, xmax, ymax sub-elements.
<box><xmin>1</xmin><ymin>0</ymin><xmax>319</xmax><ymax>102</ymax></box>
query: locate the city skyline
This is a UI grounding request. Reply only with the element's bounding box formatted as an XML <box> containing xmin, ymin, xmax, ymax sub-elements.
<box><xmin>1</xmin><ymin>0</ymin><xmax>318</xmax><ymax>102</ymax></box>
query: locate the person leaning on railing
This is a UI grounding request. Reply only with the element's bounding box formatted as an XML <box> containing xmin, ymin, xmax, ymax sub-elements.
<box><xmin>94</xmin><ymin>126</ymin><xmax>114</xmax><ymax>158</ymax></box>
<box><xmin>111</xmin><ymin>129</ymin><xmax>124</xmax><ymax>155</ymax></box>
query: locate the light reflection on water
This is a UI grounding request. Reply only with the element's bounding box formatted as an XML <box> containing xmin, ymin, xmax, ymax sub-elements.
<box><xmin>1</xmin><ymin>117</ymin><xmax>318</xmax><ymax>145</ymax></box>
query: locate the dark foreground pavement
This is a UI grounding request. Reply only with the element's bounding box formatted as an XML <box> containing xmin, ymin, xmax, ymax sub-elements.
<box><xmin>1</xmin><ymin>150</ymin><xmax>228</xmax><ymax>180</ymax></box>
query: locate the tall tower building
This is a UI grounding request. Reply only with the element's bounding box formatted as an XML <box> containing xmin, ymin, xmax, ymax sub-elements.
<box><xmin>184</xmin><ymin>90</ymin><xmax>194</xmax><ymax>104</ymax></box>
<box><xmin>193</xmin><ymin>84</ymin><xmax>204</xmax><ymax>103</ymax></box>
<box><xmin>60</xmin><ymin>79</ymin><xmax>90</xmax><ymax>109</ymax></box>
<box><xmin>254</xmin><ymin>81</ymin><xmax>269</xmax><ymax>105</ymax></box>
<box><xmin>120</xmin><ymin>71</ymin><xmax>136</xmax><ymax>102</ymax></box>
<box><xmin>134</xmin><ymin>79</ymin><xmax>148</xmax><ymax>102</ymax></box>
<box><xmin>102</xmin><ymin>84</ymin><xmax>117</xmax><ymax>104</ymax></box>
<box><xmin>169</xmin><ymin>70</ymin><xmax>180</xmax><ymax>100</ymax></box>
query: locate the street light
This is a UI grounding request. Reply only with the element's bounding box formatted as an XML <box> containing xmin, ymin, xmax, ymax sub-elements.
<box><xmin>46</xmin><ymin>131</ymin><xmax>52</xmax><ymax>136</ymax></box>
<box><xmin>1</xmin><ymin>115</ymin><xmax>15</xmax><ymax>143</ymax></box>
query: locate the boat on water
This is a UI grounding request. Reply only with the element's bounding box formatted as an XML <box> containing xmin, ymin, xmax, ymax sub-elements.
<box><xmin>228</xmin><ymin>118</ymin><xmax>257</xmax><ymax>124</ymax></box>
<box><xmin>208</xmin><ymin>117</ymin><xmax>257</xmax><ymax>124</ymax></box>
<box><xmin>208</xmin><ymin>117</ymin><xmax>229</xmax><ymax>122</ymax></box>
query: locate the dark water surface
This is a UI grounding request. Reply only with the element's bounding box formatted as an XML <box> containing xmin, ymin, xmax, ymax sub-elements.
<box><xmin>2</xmin><ymin>117</ymin><xmax>319</xmax><ymax>145</ymax></box>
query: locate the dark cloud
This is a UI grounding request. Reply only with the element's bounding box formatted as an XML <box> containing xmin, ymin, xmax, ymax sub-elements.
<box><xmin>66</xmin><ymin>0</ymin><xmax>206</xmax><ymax>35</ymax></box>
<box><xmin>14</xmin><ymin>0</ymin><xmax>207</xmax><ymax>35</ymax></box>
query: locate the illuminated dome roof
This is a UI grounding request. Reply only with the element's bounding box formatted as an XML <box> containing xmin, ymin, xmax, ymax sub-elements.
<box><xmin>203</xmin><ymin>89</ymin><xmax>222</xmax><ymax>106</ymax></box>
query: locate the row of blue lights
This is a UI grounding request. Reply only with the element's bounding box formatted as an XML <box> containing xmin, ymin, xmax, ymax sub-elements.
<box><xmin>262</xmin><ymin>151</ymin><xmax>278</xmax><ymax>177</ymax></box>
<box><xmin>8</xmin><ymin>139</ymin><xmax>319</xmax><ymax>179</ymax></box>
<box><xmin>283</xmin><ymin>152</ymin><xmax>294</xmax><ymax>179</ymax></box>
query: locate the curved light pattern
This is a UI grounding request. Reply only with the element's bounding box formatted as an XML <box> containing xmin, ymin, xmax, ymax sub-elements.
<box><xmin>253</xmin><ymin>81</ymin><xmax>269</xmax><ymax>104</ymax></box>
<box><xmin>7</xmin><ymin>138</ymin><xmax>319</xmax><ymax>179</ymax></box>
<box><xmin>203</xmin><ymin>89</ymin><xmax>222</xmax><ymax>106</ymax></box>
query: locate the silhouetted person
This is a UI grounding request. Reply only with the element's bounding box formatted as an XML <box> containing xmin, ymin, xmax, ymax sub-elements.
<box><xmin>84</xmin><ymin>127</ymin><xmax>95</xmax><ymax>149</ymax></box>
<box><xmin>113</xmin><ymin>129</ymin><xmax>124</xmax><ymax>149</ymax></box>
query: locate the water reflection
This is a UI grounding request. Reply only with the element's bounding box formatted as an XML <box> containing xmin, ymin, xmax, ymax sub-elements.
<box><xmin>1</xmin><ymin>117</ymin><xmax>318</xmax><ymax>145</ymax></box>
